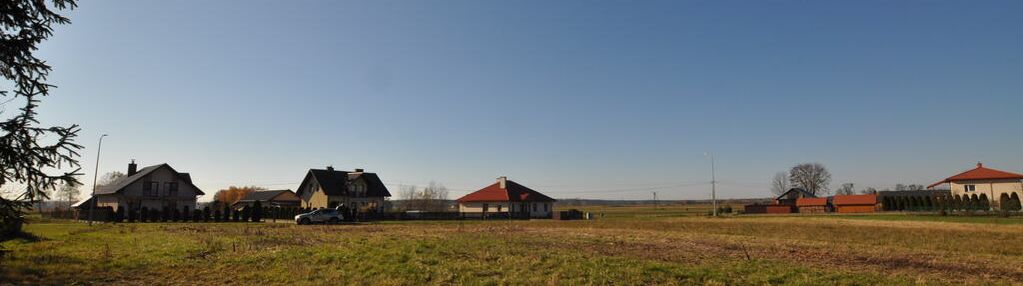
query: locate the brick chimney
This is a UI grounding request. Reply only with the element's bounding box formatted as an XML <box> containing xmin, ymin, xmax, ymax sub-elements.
<box><xmin>497</xmin><ymin>176</ymin><xmax>507</xmax><ymax>189</ymax></box>
<box><xmin>354</xmin><ymin>168</ymin><xmax>364</xmax><ymax>173</ymax></box>
<box><xmin>128</xmin><ymin>159</ymin><xmax>138</xmax><ymax>176</ymax></box>
<box><xmin>977</xmin><ymin>162</ymin><xmax>983</xmax><ymax>168</ymax></box>
<box><xmin>326</xmin><ymin>165</ymin><xmax>334</xmax><ymax>172</ymax></box>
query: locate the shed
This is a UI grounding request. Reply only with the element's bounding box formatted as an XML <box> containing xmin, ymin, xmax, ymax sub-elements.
<box><xmin>795</xmin><ymin>197</ymin><xmax>828</xmax><ymax>213</ymax></box>
<box><xmin>832</xmin><ymin>194</ymin><xmax>877</xmax><ymax>213</ymax></box>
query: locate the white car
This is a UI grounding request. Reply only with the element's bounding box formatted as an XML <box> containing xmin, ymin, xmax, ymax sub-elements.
<box><xmin>294</xmin><ymin>209</ymin><xmax>344</xmax><ymax>225</ymax></box>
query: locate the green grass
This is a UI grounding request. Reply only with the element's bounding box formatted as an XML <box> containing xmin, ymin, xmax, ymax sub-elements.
<box><xmin>3</xmin><ymin>205</ymin><xmax>1022</xmax><ymax>285</ymax></box>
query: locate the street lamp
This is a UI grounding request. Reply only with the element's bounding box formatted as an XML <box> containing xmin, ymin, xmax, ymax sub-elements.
<box><xmin>87</xmin><ymin>134</ymin><xmax>108</xmax><ymax>225</ymax></box>
<box><xmin>704</xmin><ymin>153</ymin><xmax>717</xmax><ymax>217</ymax></box>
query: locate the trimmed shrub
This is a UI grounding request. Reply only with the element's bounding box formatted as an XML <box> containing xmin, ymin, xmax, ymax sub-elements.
<box><xmin>192</xmin><ymin>209</ymin><xmax>202</xmax><ymax>222</ymax></box>
<box><xmin>127</xmin><ymin>207</ymin><xmax>136</xmax><ymax>223</ymax></box>
<box><xmin>241</xmin><ymin>207</ymin><xmax>251</xmax><ymax>222</ymax></box>
<box><xmin>115</xmin><ymin>205</ymin><xmax>125</xmax><ymax>223</ymax></box>
<box><xmin>203</xmin><ymin>206</ymin><xmax>211</xmax><ymax>222</ymax></box>
<box><xmin>252</xmin><ymin>201</ymin><xmax>263</xmax><ymax>222</ymax></box>
<box><xmin>214</xmin><ymin>209</ymin><xmax>222</xmax><ymax>222</ymax></box>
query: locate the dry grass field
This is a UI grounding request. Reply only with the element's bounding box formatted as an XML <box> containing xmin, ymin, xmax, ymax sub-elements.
<box><xmin>2</xmin><ymin>205</ymin><xmax>1022</xmax><ymax>285</ymax></box>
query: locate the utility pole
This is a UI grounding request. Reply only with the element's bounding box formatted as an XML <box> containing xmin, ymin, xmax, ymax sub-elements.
<box><xmin>87</xmin><ymin>134</ymin><xmax>108</xmax><ymax>226</ymax></box>
<box><xmin>705</xmin><ymin>153</ymin><xmax>717</xmax><ymax>217</ymax></box>
<box><xmin>652</xmin><ymin>191</ymin><xmax>658</xmax><ymax>209</ymax></box>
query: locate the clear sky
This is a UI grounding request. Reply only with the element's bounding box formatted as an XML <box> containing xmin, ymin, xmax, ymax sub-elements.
<box><xmin>32</xmin><ymin>0</ymin><xmax>1023</xmax><ymax>201</ymax></box>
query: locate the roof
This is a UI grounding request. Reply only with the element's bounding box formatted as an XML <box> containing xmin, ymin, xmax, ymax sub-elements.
<box><xmin>832</xmin><ymin>194</ymin><xmax>877</xmax><ymax>206</ymax></box>
<box><xmin>776</xmin><ymin>188</ymin><xmax>816</xmax><ymax>200</ymax></box>
<box><xmin>795</xmin><ymin>197</ymin><xmax>828</xmax><ymax>207</ymax></box>
<box><xmin>95</xmin><ymin>163</ymin><xmax>204</xmax><ymax>195</ymax></box>
<box><xmin>71</xmin><ymin>196</ymin><xmax>95</xmax><ymax>208</ymax></box>
<box><xmin>928</xmin><ymin>163</ymin><xmax>1023</xmax><ymax>189</ymax></box>
<box><xmin>457</xmin><ymin>180</ymin><xmax>556</xmax><ymax>203</ymax></box>
<box><xmin>236</xmin><ymin>190</ymin><xmax>295</xmax><ymax>202</ymax></box>
<box><xmin>296</xmin><ymin>168</ymin><xmax>391</xmax><ymax>198</ymax></box>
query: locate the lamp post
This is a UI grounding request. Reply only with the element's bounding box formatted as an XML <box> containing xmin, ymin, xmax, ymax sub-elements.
<box><xmin>87</xmin><ymin>134</ymin><xmax>108</xmax><ymax>225</ymax></box>
<box><xmin>705</xmin><ymin>153</ymin><xmax>717</xmax><ymax>217</ymax></box>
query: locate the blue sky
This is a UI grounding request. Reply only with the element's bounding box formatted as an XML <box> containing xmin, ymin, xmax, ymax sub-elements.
<box><xmin>30</xmin><ymin>0</ymin><xmax>1023</xmax><ymax>201</ymax></box>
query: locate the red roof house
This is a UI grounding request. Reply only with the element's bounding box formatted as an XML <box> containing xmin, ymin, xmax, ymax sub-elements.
<box><xmin>928</xmin><ymin>162</ymin><xmax>1023</xmax><ymax>189</ymax></box>
<box><xmin>457</xmin><ymin>177</ymin><xmax>556</xmax><ymax>219</ymax></box>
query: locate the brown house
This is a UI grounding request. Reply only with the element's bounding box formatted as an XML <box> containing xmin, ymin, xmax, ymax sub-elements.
<box><xmin>295</xmin><ymin>166</ymin><xmax>391</xmax><ymax>211</ymax></box>
<box><xmin>833</xmin><ymin>194</ymin><xmax>877</xmax><ymax>213</ymax></box>
<box><xmin>232</xmin><ymin>190</ymin><xmax>301</xmax><ymax>209</ymax></box>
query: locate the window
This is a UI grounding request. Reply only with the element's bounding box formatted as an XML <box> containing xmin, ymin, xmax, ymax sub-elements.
<box><xmin>964</xmin><ymin>185</ymin><xmax>976</xmax><ymax>192</ymax></box>
<box><xmin>165</xmin><ymin>182</ymin><xmax>179</xmax><ymax>197</ymax></box>
<box><xmin>143</xmin><ymin>182</ymin><xmax>159</xmax><ymax>197</ymax></box>
<box><xmin>483</xmin><ymin>204</ymin><xmax>489</xmax><ymax>212</ymax></box>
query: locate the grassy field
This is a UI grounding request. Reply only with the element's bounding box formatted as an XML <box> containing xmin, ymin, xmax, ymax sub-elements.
<box><xmin>3</xmin><ymin>206</ymin><xmax>1022</xmax><ymax>285</ymax></box>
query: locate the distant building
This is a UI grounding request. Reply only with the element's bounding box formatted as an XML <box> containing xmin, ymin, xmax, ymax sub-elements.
<box><xmin>457</xmin><ymin>177</ymin><xmax>556</xmax><ymax>219</ymax></box>
<box><xmin>927</xmin><ymin>162</ymin><xmax>1023</xmax><ymax>210</ymax></box>
<box><xmin>832</xmin><ymin>194</ymin><xmax>877</xmax><ymax>213</ymax></box>
<box><xmin>232</xmin><ymin>189</ymin><xmax>301</xmax><ymax>209</ymax></box>
<box><xmin>77</xmin><ymin>161</ymin><xmax>204</xmax><ymax>213</ymax></box>
<box><xmin>795</xmin><ymin>197</ymin><xmax>828</xmax><ymax>213</ymax></box>
<box><xmin>294</xmin><ymin>166</ymin><xmax>390</xmax><ymax>211</ymax></box>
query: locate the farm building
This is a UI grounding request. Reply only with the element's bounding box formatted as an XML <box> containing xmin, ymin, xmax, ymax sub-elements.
<box><xmin>775</xmin><ymin>188</ymin><xmax>816</xmax><ymax>206</ymax></box>
<box><xmin>927</xmin><ymin>162</ymin><xmax>1023</xmax><ymax>211</ymax></box>
<box><xmin>832</xmin><ymin>194</ymin><xmax>877</xmax><ymax>213</ymax></box>
<box><xmin>744</xmin><ymin>204</ymin><xmax>797</xmax><ymax>213</ymax></box>
<box><xmin>795</xmin><ymin>197</ymin><xmax>828</xmax><ymax>213</ymax></box>
<box><xmin>457</xmin><ymin>176</ymin><xmax>556</xmax><ymax>219</ymax></box>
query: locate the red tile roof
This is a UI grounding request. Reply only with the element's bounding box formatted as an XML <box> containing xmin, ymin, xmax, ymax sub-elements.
<box><xmin>927</xmin><ymin>163</ymin><xmax>1023</xmax><ymax>189</ymax></box>
<box><xmin>456</xmin><ymin>180</ymin><xmax>556</xmax><ymax>203</ymax></box>
<box><xmin>832</xmin><ymin>194</ymin><xmax>876</xmax><ymax>206</ymax></box>
<box><xmin>796</xmin><ymin>197</ymin><xmax>827</xmax><ymax>207</ymax></box>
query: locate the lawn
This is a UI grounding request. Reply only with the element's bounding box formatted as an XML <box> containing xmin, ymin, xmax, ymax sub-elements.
<box><xmin>2</xmin><ymin>207</ymin><xmax>1022</xmax><ymax>285</ymax></box>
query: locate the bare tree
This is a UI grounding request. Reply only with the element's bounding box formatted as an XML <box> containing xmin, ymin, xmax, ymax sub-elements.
<box><xmin>399</xmin><ymin>182</ymin><xmax>449</xmax><ymax>212</ymax></box>
<box><xmin>788</xmin><ymin>163</ymin><xmax>832</xmax><ymax>196</ymax></box>
<box><xmin>55</xmin><ymin>182</ymin><xmax>81</xmax><ymax>211</ymax></box>
<box><xmin>770</xmin><ymin>172</ymin><xmax>790</xmax><ymax>195</ymax></box>
<box><xmin>836</xmin><ymin>183</ymin><xmax>856</xmax><ymax>195</ymax></box>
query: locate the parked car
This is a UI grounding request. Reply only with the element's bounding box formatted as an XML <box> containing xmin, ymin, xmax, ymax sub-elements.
<box><xmin>294</xmin><ymin>208</ymin><xmax>344</xmax><ymax>225</ymax></box>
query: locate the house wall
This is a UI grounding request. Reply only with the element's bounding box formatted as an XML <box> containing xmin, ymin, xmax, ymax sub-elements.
<box><xmin>97</xmin><ymin>166</ymin><xmax>200</xmax><ymax>211</ymax></box>
<box><xmin>304</xmin><ymin>187</ymin><xmax>328</xmax><ymax>208</ymax></box>
<box><xmin>458</xmin><ymin>201</ymin><xmax>554</xmax><ymax>218</ymax></box>
<box><xmin>949</xmin><ymin>179</ymin><xmax>1023</xmax><ymax>209</ymax></box>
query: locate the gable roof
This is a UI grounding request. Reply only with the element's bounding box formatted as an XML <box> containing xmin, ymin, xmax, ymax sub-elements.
<box><xmin>796</xmin><ymin>197</ymin><xmax>828</xmax><ymax>207</ymax></box>
<box><xmin>237</xmin><ymin>190</ymin><xmax>296</xmax><ymax>202</ymax></box>
<box><xmin>776</xmin><ymin>188</ymin><xmax>816</xmax><ymax>200</ymax></box>
<box><xmin>94</xmin><ymin>163</ymin><xmax>204</xmax><ymax>195</ymax></box>
<box><xmin>832</xmin><ymin>194</ymin><xmax>877</xmax><ymax>206</ymax></box>
<box><xmin>457</xmin><ymin>180</ymin><xmax>556</xmax><ymax>203</ymax></box>
<box><xmin>296</xmin><ymin>168</ymin><xmax>391</xmax><ymax>198</ymax></box>
<box><xmin>928</xmin><ymin>163</ymin><xmax>1023</xmax><ymax>189</ymax></box>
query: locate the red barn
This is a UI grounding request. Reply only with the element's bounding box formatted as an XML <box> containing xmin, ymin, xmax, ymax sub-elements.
<box><xmin>833</xmin><ymin>194</ymin><xmax>877</xmax><ymax>213</ymax></box>
<box><xmin>796</xmin><ymin>197</ymin><xmax>828</xmax><ymax>213</ymax></box>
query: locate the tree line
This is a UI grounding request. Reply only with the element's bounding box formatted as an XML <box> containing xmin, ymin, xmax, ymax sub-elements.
<box><xmin>771</xmin><ymin>163</ymin><xmax>929</xmax><ymax>196</ymax></box>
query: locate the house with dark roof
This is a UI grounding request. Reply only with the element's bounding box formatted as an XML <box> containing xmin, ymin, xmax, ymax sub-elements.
<box><xmin>232</xmin><ymin>189</ymin><xmax>300</xmax><ymax>209</ymax></box>
<box><xmin>78</xmin><ymin>160</ymin><xmax>204</xmax><ymax>213</ymax></box>
<box><xmin>928</xmin><ymin>162</ymin><xmax>1023</xmax><ymax>210</ymax></box>
<box><xmin>294</xmin><ymin>166</ymin><xmax>391</xmax><ymax>211</ymax></box>
<box><xmin>456</xmin><ymin>177</ymin><xmax>556</xmax><ymax>219</ymax></box>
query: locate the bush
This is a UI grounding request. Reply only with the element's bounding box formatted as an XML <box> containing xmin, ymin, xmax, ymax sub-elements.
<box><xmin>115</xmin><ymin>206</ymin><xmax>125</xmax><ymax>223</ymax></box>
<box><xmin>232</xmin><ymin>210</ymin><xmax>240</xmax><ymax>222</ymax></box>
<box><xmin>139</xmin><ymin>207</ymin><xmax>149</xmax><ymax>222</ymax></box>
<box><xmin>192</xmin><ymin>209</ymin><xmax>202</xmax><ymax>222</ymax></box>
<box><xmin>252</xmin><ymin>201</ymin><xmax>263</xmax><ymax>222</ymax></box>
<box><xmin>241</xmin><ymin>207</ymin><xmax>251</xmax><ymax>222</ymax></box>
<box><xmin>214</xmin><ymin>209</ymin><xmax>222</xmax><ymax>222</ymax></box>
<box><xmin>127</xmin><ymin>207</ymin><xmax>136</xmax><ymax>223</ymax></box>
<box><xmin>202</xmin><ymin>206</ymin><xmax>211</xmax><ymax>222</ymax></box>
